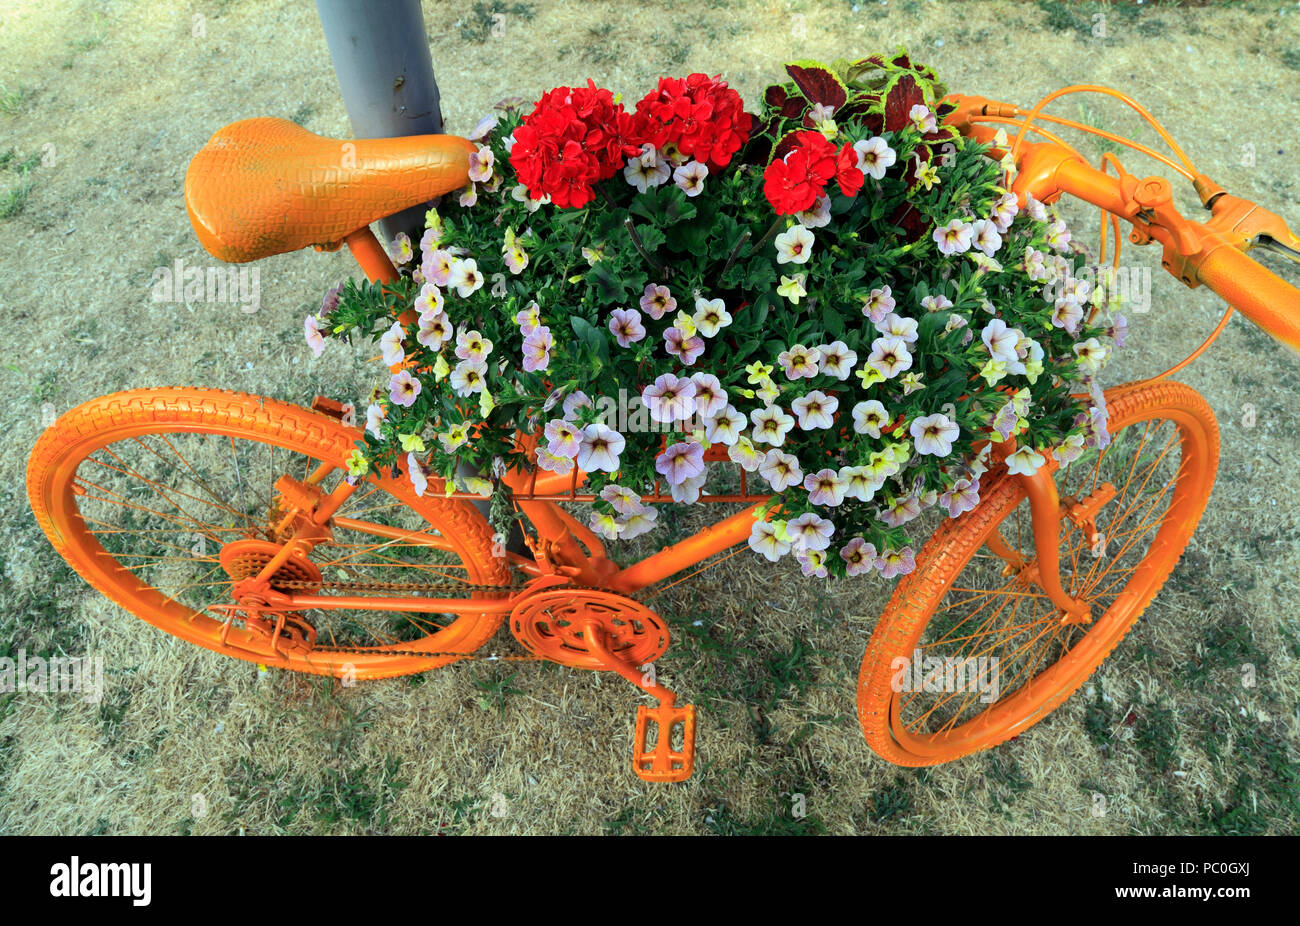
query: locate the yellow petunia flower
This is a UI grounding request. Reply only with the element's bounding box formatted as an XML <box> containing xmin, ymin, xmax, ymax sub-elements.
<box><xmin>855</xmin><ymin>365</ymin><xmax>885</xmax><ymax>388</ymax></box>
<box><xmin>399</xmin><ymin>432</ymin><xmax>426</xmax><ymax>453</ymax></box>
<box><xmin>777</xmin><ymin>274</ymin><xmax>808</xmax><ymax>304</ymax></box>
<box><xmin>458</xmin><ymin>474</ymin><xmax>493</xmax><ymax>496</ymax></box>
<box><xmin>345</xmin><ymin>449</ymin><xmax>369</xmax><ymax>477</ymax></box>
<box><xmin>673</xmin><ymin>310</ymin><xmax>697</xmax><ymax>339</ymax></box>
<box><xmin>977</xmin><ymin>358</ymin><xmax>1007</xmax><ymax>386</ymax></box>
<box><xmin>745</xmin><ymin>361</ymin><xmax>773</xmax><ymax>385</ymax></box>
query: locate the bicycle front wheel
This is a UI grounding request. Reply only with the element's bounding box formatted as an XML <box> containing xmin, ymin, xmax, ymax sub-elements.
<box><xmin>858</xmin><ymin>380</ymin><xmax>1219</xmax><ymax>765</ymax></box>
<box><xmin>27</xmin><ymin>388</ymin><xmax>509</xmax><ymax>679</ymax></box>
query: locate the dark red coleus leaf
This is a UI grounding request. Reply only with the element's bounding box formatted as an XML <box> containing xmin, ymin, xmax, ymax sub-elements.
<box><xmin>770</xmin><ymin>129</ymin><xmax>804</xmax><ymax>164</ymax></box>
<box><xmin>785</xmin><ymin>62</ymin><xmax>848</xmax><ymax>111</ymax></box>
<box><xmin>764</xmin><ymin>84</ymin><xmax>807</xmax><ymax>119</ymax></box>
<box><xmin>837</xmin><ymin>91</ymin><xmax>881</xmax><ymax>120</ymax></box>
<box><xmin>883</xmin><ymin>73</ymin><xmax>926</xmax><ymax>133</ymax></box>
<box><xmin>742</xmin><ymin>114</ymin><xmax>784</xmax><ymax>165</ymax></box>
<box><xmin>889</xmin><ymin>202</ymin><xmax>928</xmax><ymax>242</ymax></box>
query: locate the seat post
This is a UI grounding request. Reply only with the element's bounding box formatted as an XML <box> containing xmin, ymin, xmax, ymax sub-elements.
<box><xmin>315</xmin><ymin>0</ymin><xmax>445</xmax><ymax>245</ymax></box>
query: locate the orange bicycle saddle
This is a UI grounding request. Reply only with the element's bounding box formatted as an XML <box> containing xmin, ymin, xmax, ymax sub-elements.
<box><xmin>185</xmin><ymin>117</ymin><xmax>474</xmax><ymax>263</ymax></box>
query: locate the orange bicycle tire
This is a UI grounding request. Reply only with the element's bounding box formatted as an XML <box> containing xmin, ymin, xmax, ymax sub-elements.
<box><xmin>857</xmin><ymin>380</ymin><xmax>1219</xmax><ymax>765</ymax></box>
<box><xmin>26</xmin><ymin>387</ymin><xmax>508</xmax><ymax>679</ymax></box>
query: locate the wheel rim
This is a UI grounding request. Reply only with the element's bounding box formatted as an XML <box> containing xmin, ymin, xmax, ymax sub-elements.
<box><xmin>885</xmin><ymin>399</ymin><xmax>1214</xmax><ymax>758</ymax></box>
<box><xmin>41</xmin><ymin>414</ymin><xmax>502</xmax><ymax>675</ymax></box>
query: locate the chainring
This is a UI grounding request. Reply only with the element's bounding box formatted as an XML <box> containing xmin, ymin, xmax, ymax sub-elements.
<box><xmin>508</xmin><ymin>587</ymin><xmax>670</xmax><ymax>670</ymax></box>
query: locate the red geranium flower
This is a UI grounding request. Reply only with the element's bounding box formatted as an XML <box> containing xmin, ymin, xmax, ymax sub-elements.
<box><xmin>762</xmin><ymin>131</ymin><xmax>837</xmax><ymax>215</ymax></box>
<box><xmin>632</xmin><ymin>73</ymin><xmax>754</xmax><ymax>172</ymax></box>
<box><xmin>509</xmin><ymin>80</ymin><xmax>642</xmax><ymax>209</ymax></box>
<box><xmin>836</xmin><ymin>143</ymin><xmax>865</xmax><ymax>198</ymax></box>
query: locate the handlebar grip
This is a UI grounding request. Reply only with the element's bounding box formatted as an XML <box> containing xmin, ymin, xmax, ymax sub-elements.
<box><xmin>1195</xmin><ymin>245</ymin><xmax>1300</xmax><ymax>353</ymax></box>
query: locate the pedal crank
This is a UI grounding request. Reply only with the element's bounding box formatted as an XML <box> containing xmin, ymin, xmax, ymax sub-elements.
<box><xmin>508</xmin><ymin>586</ymin><xmax>696</xmax><ymax>782</ymax></box>
<box><xmin>581</xmin><ymin>617</ymin><xmax>696</xmax><ymax>783</ymax></box>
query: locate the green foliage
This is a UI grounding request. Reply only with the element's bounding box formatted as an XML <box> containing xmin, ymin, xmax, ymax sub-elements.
<box><xmin>318</xmin><ymin>51</ymin><xmax>1119</xmax><ymax>578</ymax></box>
<box><xmin>0</xmin><ymin>85</ymin><xmax>26</xmax><ymax>116</ymax></box>
<box><xmin>473</xmin><ymin>668</ymin><xmax>524</xmax><ymax>718</ymax></box>
<box><xmin>868</xmin><ymin>779</ymin><xmax>913</xmax><ymax>822</ymax></box>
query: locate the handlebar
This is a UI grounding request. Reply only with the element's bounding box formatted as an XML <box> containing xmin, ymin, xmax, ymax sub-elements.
<box><xmin>944</xmin><ymin>93</ymin><xmax>1300</xmax><ymax>354</ymax></box>
<box><xmin>1194</xmin><ymin>245</ymin><xmax>1300</xmax><ymax>350</ymax></box>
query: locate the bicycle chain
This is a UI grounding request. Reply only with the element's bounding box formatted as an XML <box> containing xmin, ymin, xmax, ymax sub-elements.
<box><xmin>255</xmin><ymin>577</ymin><xmax>644</xmax><ymax>663</ymax></box>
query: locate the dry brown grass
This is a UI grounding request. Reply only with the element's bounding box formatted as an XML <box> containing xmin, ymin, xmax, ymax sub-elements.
<box><xmin>1</xmin><ymin>0</ymin><xmax>1298</xmax><ymax>835</ymax></box>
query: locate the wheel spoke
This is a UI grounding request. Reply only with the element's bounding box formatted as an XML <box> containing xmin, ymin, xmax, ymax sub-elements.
<box><xmin>871</xmin><ymin>393</ymin><xmax>1215</xmax><ymax>755</ymax></box>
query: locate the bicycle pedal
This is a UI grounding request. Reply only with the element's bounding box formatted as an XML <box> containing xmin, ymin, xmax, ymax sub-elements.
<box><xmin>632</xmin><ymin>702</ymin><xmax>696</xmax><ymax>783</ymax></box>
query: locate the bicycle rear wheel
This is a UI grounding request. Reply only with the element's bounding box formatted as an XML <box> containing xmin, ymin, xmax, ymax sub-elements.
<box><xmin>27</xmin><ymin>388</ymin><xmax>509</xmax><ymax>679</ymax></box>
<box><xmin>857</xmin><ymin>380</ymin><xmax>1219</xmax><ymax>765</ymax></box>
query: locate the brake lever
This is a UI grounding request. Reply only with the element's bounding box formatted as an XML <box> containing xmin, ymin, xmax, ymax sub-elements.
<box><xmin>1254</xmin><ymin>233</ymin><xmax>1300</xmax><ymax>266</ymax></box>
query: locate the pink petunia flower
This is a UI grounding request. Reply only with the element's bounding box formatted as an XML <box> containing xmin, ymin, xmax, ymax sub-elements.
<box><xmin>664</xmin><ymin>326</ymin><xmax>705</xmax><ymax>365</ymax></box>
<box><xmin>791</xmin><ymin>390</ymin><xmax>838</xmax><ymax>430</ymax></box>
<box><xmin>804</xmin><ymin>468</ymin><xmax>847</xmax><ymax>507</ymax></box>
<box><xmin>388</xmin><ymin>369</ymin><xmax>422</xmax><ymax>407</ymax></box>
<box><xmin>909</xmin><ymin>413</ymin><xmax>960</xmax><ymax>457</ymax></box>
<box><xmin>981</xmin><ymin>318</ymin><xmax>1021</xmax><ymax>363</ymax></box>
<box><xmin>867</xmin><ymin>336</ymin><xmax>913</xmax><ymax>379</ymax></box>
<box><xmin>933</xmin><ymin>219</ymin><xmax>974</xmax><ymax>256</ymax></box>
<box><xmin>521</xmin><ymin>326</ymin><xmax>553</xmax><ymax>372</ymax></box>
<box><xmin>748</xmin><ymin>520</ymin><xmax>791</xmax><ymax>562</ymax></box>
<box><xmin>851</xmin><ymin>399</ymin><xmax>890</xmax><ymax>438</ymax></box>
<box><xmin>655</xmin><ymin>441</ymin><xmax>705</xmax><ymax>486</ymax></box>
<box><xmin>577</xmin><ymin>423</ymin><xmax>625</xmax><ymax>472</ymax></box>
<box><xmin>304</xmin><ymin>315</ymin><xmax>326</xmax><ymax>357</ymax></box>
<box><xmin>876</xmin><ymin>546</ymin><xmax>916</xmax><ymax>579</ymax></box>
<box><xmin>817</xmin><ymin>340</ymin><xmax>857</xmax><ymax>380</ymax></box>
<box><xmin>689</xmin><ymin>372</ymin><xmax>728</xmax><ymax>419</ymax></box>
<box><xmin>640</xmin><ymin>283</ymin><xmax>676</xmax><ymax>320</ymax></box>
<box><xmin>759</xmin><ymin>449</ymin><xmax>803</xmax><ymax>492</ymax></box>
<box><xmin>673</xmin><ymin>160</ymin><xmax>709</xmax><ymax>197</ymax></box>
<box><xmin>544</xmin><ymin>419</ymin><xmax>583</xmax><ymax>458</ymax></box>
<box><xmin>879</xmin><ymin>494</ymin><xmax>922</xmax><ymax>527</ymax></box>
<box><xmin>642</xmin><ymin>373</ymin><xmax>698</xmax><ymax>423</ymax></box>
<box><xmin>608</xmin><ymin>308</ymin><xmax>646</xmax><ymax>347</ymax></box>
<box><xmin>939</xmin><ymin>477</ymin><xmax>981</xmax><ymax>518</ymax></box>
<box><xmin>417</xmin><ymin>312</ymin><xmax>452</xmax><ymax>350</ymax></box>
<box><xmin>840</xmin><ymin>537</ymin><xmax>879</xmax><ymax>576</ymax></box>
<box><xmin>861</xmin><ymin>285</ymin><xmax>896</xmax><ymax>323</ymax></box>
<box><xmin>449</xmin><ymin>360</ymin><xmax>487</xmax><ymax>396</ymax></box>
<box><xmin>750</xmin><ymin>405</ymin><xmax>795</xmax><ymax>446</ymax></box>
<box><xmin>786</xmin><ymin>512</ymin><xmax>834</xmax><ymax>552</ymax></box>
<box><xmin>796</xmin><ymin>548</ymin><xmax>829</xmax><ymax>578</ymax></box>
<box><xmin>778</xmin><ymin>344</ymin><xmax>821</xmax><ymax>380</ymax></box>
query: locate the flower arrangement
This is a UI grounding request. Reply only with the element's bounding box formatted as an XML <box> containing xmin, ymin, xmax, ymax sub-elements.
<box><xmin>308</xmin><ymin>50</ymin><xmax>1124</xmax><ymax>580</ymax></box>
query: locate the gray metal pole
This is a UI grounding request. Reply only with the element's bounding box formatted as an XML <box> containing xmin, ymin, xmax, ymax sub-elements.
<box><xmin>315</xmin><ymin>1</ymin><xmax>520</xmax><ymax>549</ymax></box>
<box><xmin>315</xmin><ymin>0</ymin><xmax>445</xmax><ymax>244</ymax></box>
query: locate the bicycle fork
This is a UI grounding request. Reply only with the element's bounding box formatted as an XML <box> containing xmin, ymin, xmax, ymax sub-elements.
<box><xmin>989</xmin><ymin>445</ymin><xmax>1101</xmax><ymax>625</ymax></box>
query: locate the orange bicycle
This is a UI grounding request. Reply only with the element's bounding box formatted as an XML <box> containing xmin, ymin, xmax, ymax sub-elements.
<box><xmin>26</xmin><ymin>83</ymin><xmax>1300</xmax><ymax>782</ymax></box>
